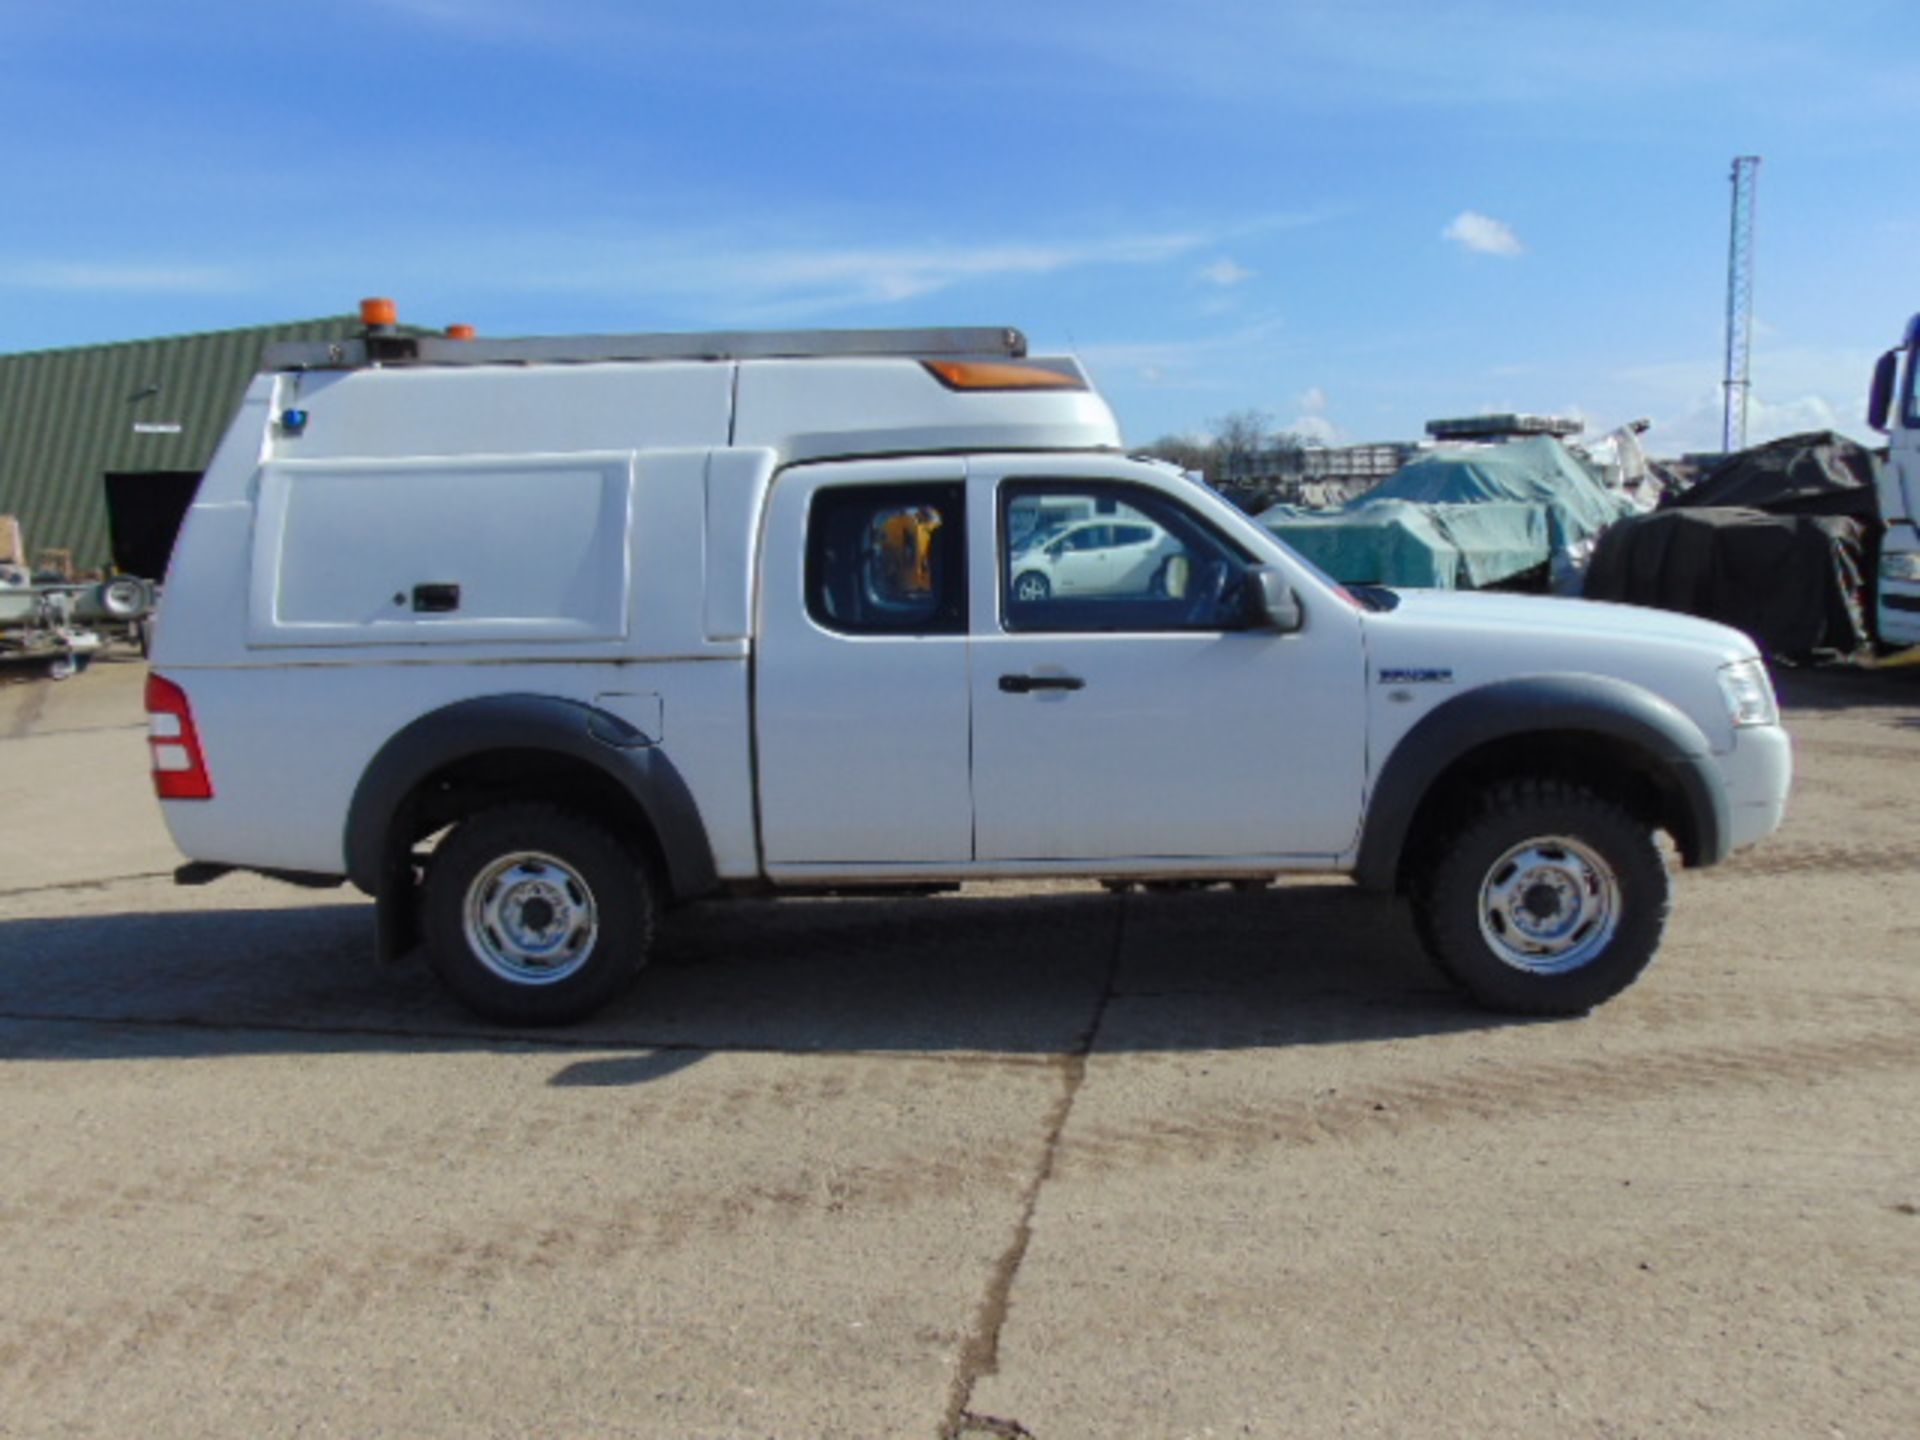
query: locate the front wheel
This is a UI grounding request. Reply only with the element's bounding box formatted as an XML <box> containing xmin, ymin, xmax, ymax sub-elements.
<box><xmin>1412</xmin><ymin>778</ymin><xmax>1669</xmax><ymax>1015</ymax></box>
<box><xmin>424</xmin><ymin>804</ymin><xmax>653</xmax><ymax>1025</ymax></box>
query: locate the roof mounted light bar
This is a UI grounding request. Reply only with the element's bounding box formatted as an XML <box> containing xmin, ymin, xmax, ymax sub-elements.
<box><xmin>264</xmin><ymin>325</ymin><xmax>1030</xmax><ymax>372</ymax></box>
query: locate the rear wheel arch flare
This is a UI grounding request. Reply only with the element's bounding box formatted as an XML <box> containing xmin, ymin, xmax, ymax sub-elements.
<box><xmin>344</xmin><ymin>694</ymin><xmax>717</xmax><ymax>902</ymax></box>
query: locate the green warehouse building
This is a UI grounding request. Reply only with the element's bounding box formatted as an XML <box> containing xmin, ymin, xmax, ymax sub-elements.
<box><xmin>0</xmin><ymin>315</ymin><xmax>430</xmax><ymax>578</ymax></box>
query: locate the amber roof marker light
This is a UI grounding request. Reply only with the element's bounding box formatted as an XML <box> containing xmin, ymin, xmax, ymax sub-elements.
<box><xmin>922</xmin><ymin>359</ymin><xmax>1086</xmax><ymax>392</ymax></box>
<box><xmin>446</xmin><ymin>324</ymin><xmax>477</xmax><ymax>340</ymax></box>
<box><xmin>359</xmin><ymin>296</ymin><xmax>399</xmax><ymax>331</ymax></box>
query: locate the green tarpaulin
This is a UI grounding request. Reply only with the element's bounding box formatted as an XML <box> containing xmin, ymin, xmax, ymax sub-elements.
<box><xmin>1260</xmin><ymin>436</ymin><xmax>1633</xmax><ymax>589</ymax></box>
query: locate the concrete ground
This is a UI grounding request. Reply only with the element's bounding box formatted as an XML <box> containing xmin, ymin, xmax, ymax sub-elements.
<box><xmin>1</xmin><ymin>653</ymin><xmax>1916</xmax><ymax>1438</ymax></box>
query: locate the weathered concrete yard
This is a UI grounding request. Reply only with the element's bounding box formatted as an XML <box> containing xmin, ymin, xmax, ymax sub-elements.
<box><xmin>2</xmin><ymin>656</ymin><xmax>1916</xmax><ymax>1439</ymax></box>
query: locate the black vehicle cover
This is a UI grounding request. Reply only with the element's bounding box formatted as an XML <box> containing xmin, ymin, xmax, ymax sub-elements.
<box><xmin>1585</xmin><ymin>507</ymin><xmax>1868</xmax><ymax>658</ymax></box>
<box><xmin>1665</xmin><ymin>430</ymin><xmax>1880</xmax><ymax>519</ymax></box>
<box><xmin>1583</xmin><ymin>431</ymin><xmax>1880</xmax><ymax>657</ymax></box>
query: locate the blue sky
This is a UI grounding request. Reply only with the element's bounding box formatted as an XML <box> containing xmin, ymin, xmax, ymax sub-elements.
<box><xmin>3</xmin><ymin>0</ymin><xmax>1916</xmax><ymax>455</ymax></box>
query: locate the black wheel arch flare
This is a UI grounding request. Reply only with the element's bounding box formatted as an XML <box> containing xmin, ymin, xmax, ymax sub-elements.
<box><xmin>343</xmin><ymin>694</ymin><xmax>719</xmax><ymax>902</ymax></box>
<box><xmin>1353</xmin><ymin>675</ymin><xmax>1731</xmax><ymax>892</ymax></box>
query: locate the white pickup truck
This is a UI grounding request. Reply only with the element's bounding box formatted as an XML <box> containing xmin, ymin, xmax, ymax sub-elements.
<box><xmin>146</xmin><ymin>311</ymin><xmax>1791</xmax><ymax>1024</ymax></box>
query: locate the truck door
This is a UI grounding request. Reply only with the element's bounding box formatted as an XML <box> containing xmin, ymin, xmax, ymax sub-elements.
<box><xmin>967</xmin><ymin>462</ymin><xmax>1369</xmax><ymax>862</ymax></box>
<box><xmin>754</xmin><ymin>460</ymin><xmax>974</xmax><ymax>867</ymax></box>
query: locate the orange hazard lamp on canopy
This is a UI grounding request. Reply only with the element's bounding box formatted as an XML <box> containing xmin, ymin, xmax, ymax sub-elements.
<box><xmin>922</xmin><ymin>359</ymin><xmax>1085</xmax><ymax>391</ymax></box>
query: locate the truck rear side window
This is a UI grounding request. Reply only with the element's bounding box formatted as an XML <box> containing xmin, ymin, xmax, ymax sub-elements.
<box><xmin>806</xmin><ymin>483</ymin><xmax>967</xmax><ymax>635</ymax></box>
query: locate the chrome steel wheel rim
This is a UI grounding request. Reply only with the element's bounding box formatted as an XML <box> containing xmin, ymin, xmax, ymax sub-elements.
<box><xmin>463</xmin><ymin>851</ymin><xmax>598</xmax><ymax>985</ymax></box>
<box><xmin>1014</xmin><ymin>573</ymin><xmax>1048</xmax><ymax>601</ymax></box>
<box><xmin>1477</xmin><ymin>834</ymin><xmax>1620</xmax><ymax>975</ymax></box>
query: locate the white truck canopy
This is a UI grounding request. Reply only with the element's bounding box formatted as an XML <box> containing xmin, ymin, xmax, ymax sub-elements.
<box><xmin>257</xmin><ymin>324</ymin><xmax>1123</xmax><ymax>466</ymax></box>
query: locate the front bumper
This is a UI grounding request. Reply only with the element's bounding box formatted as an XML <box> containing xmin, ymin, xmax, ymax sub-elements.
<box><xmin>1714</xmin><ymin>722</ymin><xmax>1793</xmax><ymax>855</ymax></box>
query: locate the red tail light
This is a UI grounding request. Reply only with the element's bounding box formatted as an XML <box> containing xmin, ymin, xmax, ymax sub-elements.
<box><xmin>145</xmin><ymin>673</ymin><xmax>214</xmax><ymax>800</ymax></box>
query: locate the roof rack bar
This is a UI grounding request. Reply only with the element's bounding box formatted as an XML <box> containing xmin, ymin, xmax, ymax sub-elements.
<box><xmin>263</xmin><ymin>325</ymin><xmax>1028</xmax><ymax>372</ymax></box>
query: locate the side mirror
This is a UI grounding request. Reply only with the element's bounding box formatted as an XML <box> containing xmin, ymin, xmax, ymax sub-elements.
<box><xmin>1242</xmin><ymin>565</ymin><xmax>1304</xmax><ymax>633</ymax></box>
<box><xmin>1869</xmin><ymin>349</ymin><xmax>1899</xmax><ymax>434</ymax></box>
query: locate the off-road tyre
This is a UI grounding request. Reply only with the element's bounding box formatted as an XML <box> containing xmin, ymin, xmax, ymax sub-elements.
<box><xmin>1412</xmin><ymin>777</ymin><xmax>1669</xmax><ymax>1016</ymax></box>
<box><xmin>424</xmin><ymin>803</ymin><xmax>654</xmax><ymax>1026</ymax></box>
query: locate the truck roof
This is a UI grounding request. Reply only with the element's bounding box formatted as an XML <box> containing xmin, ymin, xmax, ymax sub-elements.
<box><xmin>263</xmin><ymin>325</ymin><xmax>1038</xmax><ymax>372</ymax></box>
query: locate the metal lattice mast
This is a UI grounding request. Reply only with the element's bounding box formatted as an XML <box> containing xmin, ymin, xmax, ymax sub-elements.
<box><xmin>1721</xmin><ymin>156</ymin><xmax>1761</xmax><ymax>453</ymax></box>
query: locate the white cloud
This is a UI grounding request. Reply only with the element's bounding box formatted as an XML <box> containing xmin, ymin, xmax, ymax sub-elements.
<box><xmin>1280</xmin><ymin>385</ymin><xmax>1338</xmax><ymax>443</ymax></box>
<box><xmin>1198</xmin><ymin>258</ymin><xmax>1255</xmax><ymax>287</ymax></box>
<box><xmin>1751</xmin><ymin>393</ymin><xmax>1845</xmax><ymax>438</ymax></box>
<box><xmin>1288</xmin><ymin>413</ymin><xmax>1340</xmax><ymax>445</ymax></box>
<box><xmin>1610</xmin><ymin>342</ymin><xmax>1879</xmax><ymax>454</ymax></box>
<box><xmin>1072</xmin><ymin>317</ymin><xmax>1293</xmax><ymax>395</ymax></box>
<box><xmin>1442</xmin><ymin>211</ymin><xmax>1525</xmax><ymax>258</ymax></box>
<box><xmin>469</xmin><ymin>227</ymin><xmax>1215</xmax><ymax>318</ymax></box>
<box><xmin>1647</xmin><ymin>390</ymin><xmax>1853</xmax><ymax>457</ymax></box>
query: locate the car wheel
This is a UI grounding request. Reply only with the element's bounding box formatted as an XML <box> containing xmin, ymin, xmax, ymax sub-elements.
<box><xmin>1013</xmin><ymin>571</ymin><xmax>1051</xmax><ymax>602</ymax></box>
<box><xmin>424</xmin><ymin>804</ymin><xmax>653</xmax><ymax>1025</ymax></box>
<box><xmin>1412</xmin><ymin>778</ymin><xmax>1669</xmax><ymax>1015</ymax></box>
<box><xmin>101</xmin><ymin>577</ymin><xmax>148</xmax><ymax>619</ymax></box>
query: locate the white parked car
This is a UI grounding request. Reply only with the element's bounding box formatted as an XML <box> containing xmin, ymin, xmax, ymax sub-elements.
<box><xmin>1009</xmin><ymin>516</ymin><xmax>1178</xmax><ymax>601</ymax></box>
<box><xmin>144</xmin><ymin>308</ymin><xmax>1791</xmax><ymax>1026</ymax></box>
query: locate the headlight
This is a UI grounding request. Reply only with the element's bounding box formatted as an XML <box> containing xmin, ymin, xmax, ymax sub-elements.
<box><xmin>1881</xmin><ymin>551</ymin><xmax>1920</xmax><ymax>584</ymax></box>
<box><xmin>1717</xmin><ymin>658</ymin><xmax>1778</xmax><ymax>728</ymax></box>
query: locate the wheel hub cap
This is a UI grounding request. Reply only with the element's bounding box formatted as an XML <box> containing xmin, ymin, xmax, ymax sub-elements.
<box><xmin>1478</xmin><ymin>836</ymin><xmax>1620</xmax><ymax>975</ymax></box>
<box><xmin>464</xmin><ymin>853</ymin><xmax>598</xmax><ymax>985</ymax></box>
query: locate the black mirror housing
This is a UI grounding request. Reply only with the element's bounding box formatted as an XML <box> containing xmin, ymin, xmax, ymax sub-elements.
<box><xmin>1869</xmin><ymin>350</ymin><xmax>1899</xmax><ymax>434</ymax></box>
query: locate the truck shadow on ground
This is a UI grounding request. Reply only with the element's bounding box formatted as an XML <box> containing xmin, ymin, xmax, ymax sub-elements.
<box><xmin>0</xmin><ymin>885</ymin><xmax>1534</xmax><ymax>1082</ymax></box>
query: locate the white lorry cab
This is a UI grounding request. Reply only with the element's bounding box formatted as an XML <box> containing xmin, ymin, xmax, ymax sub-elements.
<box><xmin>146</xmin><ymin>306</ymin><xmax>1792</xmax><ymax>1025</ymax></box>
<box><xmin>1868</xmin><ymin>314</ymin><xmax>1920</xmax><ymax>648</ymax></box>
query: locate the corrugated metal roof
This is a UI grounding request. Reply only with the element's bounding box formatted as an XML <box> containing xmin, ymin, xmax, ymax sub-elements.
<box><xmin>0</xmin><ymin>316</ymin><xmax>403</xmax><ymax>571</ymax></box>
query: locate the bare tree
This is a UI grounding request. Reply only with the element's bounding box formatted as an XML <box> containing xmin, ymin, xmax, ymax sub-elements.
<box><xmin>1138</xmin><ymin>410</ymin><xmax>1308</xmax><ymax>510</ymax></box>
<box><xmin>1209</xmin><ymin>408</ymin><xmax>1276</xmax><ymax>473</ymax></box>
<box><xmin>1136</xmin><ymin>432</ymin><xmax>1213</xmax><ymax>476</ymax></box>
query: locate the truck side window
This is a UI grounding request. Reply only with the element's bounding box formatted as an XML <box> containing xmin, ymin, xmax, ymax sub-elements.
<box><xmin>1001</xmin><ymin>481</ymin><xmax>1253</xmax><ymax>634</ymax></box>
<box><xmin>807</xmin><ymin>483</ymin><xmax>967</xmax><ymax>635</ymax></box>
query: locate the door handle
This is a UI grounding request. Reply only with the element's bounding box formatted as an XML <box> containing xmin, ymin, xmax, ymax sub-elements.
<box><xmin>411</xmin><ymin>582</ymin><xmax>461</xmax><ymax>613</ymax></box>
<box><xmin>999</xmin><ymin>674</ymin><xmax>1085</xmax><ymax>694</ymax></box>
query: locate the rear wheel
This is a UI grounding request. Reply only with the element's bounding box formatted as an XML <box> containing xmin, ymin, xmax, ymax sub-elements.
<box><xmin>1412</xmin><ymin>778</ymin><xmax>1669</xmax><ymax>1015</ymax></box>
<box><xmin>424</xmin><ymin>804</ymin><xmax>653</xmax><ymax>1025</ymax></box>
<box><xmin>1013</xmin><ymin>570</ymin><xmax>1051</xmax><ymax>602</ymax></box>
